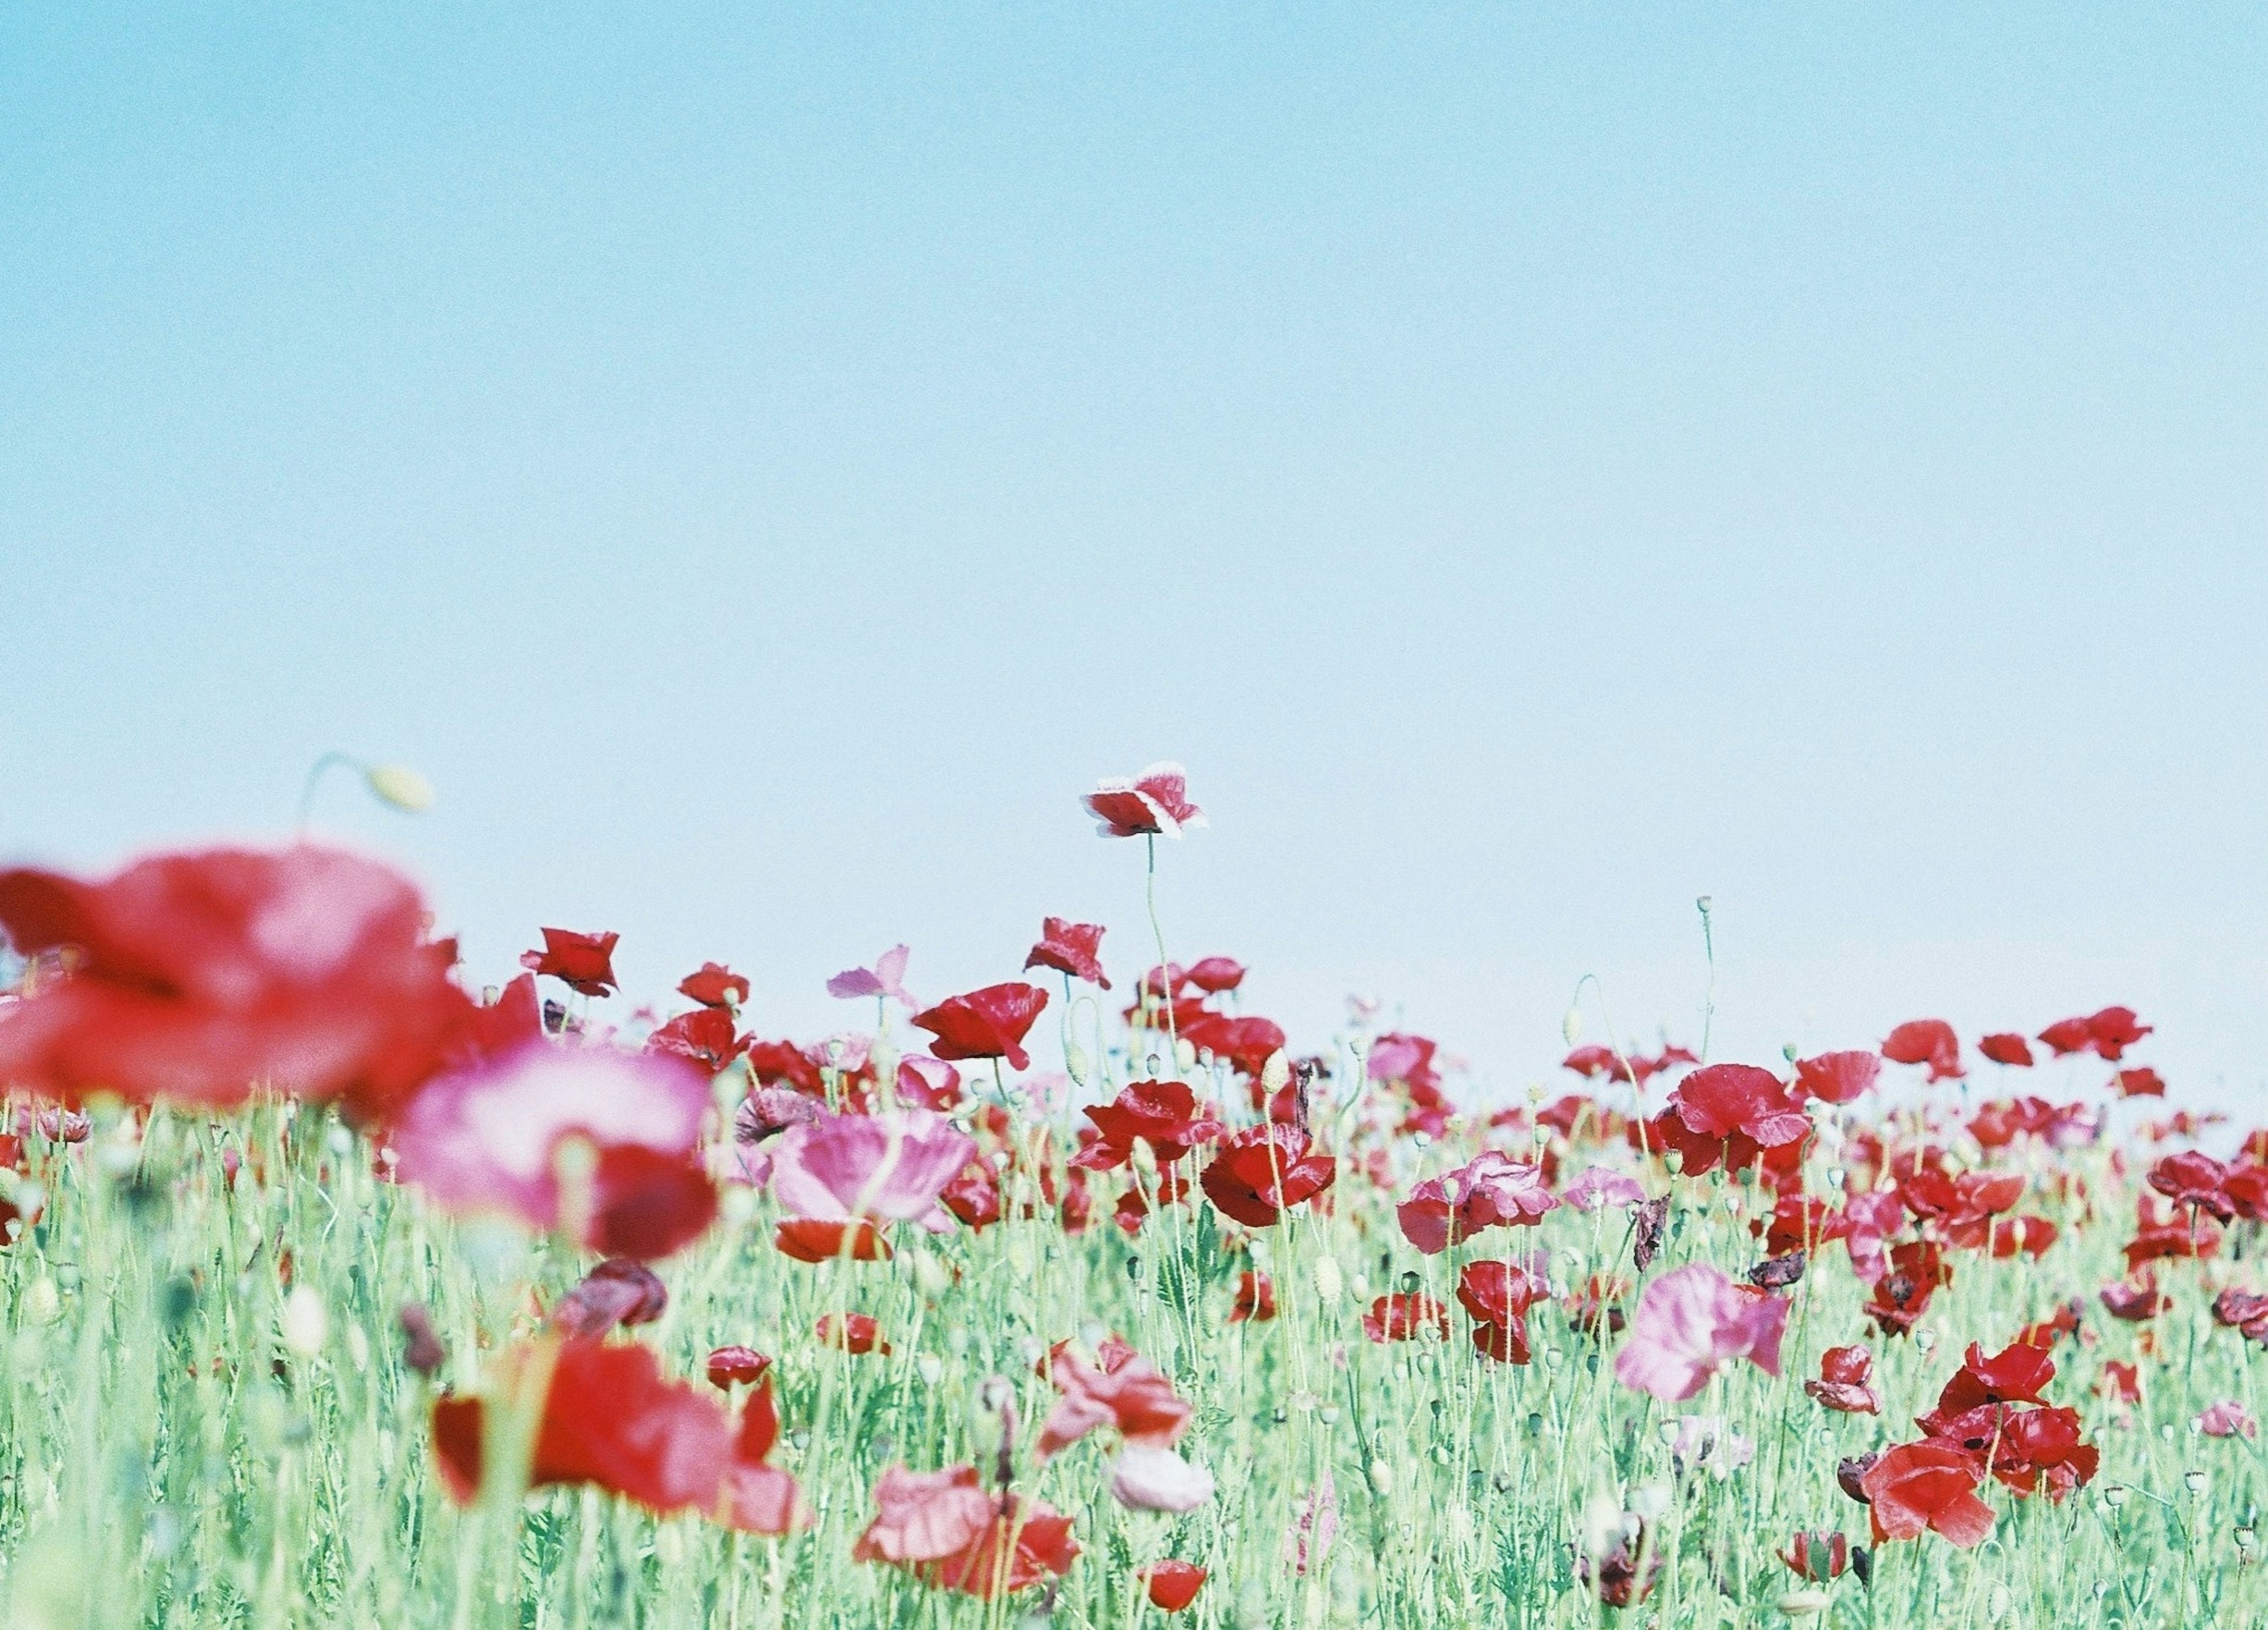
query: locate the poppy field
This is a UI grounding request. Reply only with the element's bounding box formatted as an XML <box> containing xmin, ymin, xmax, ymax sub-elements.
<box><xmin>0</xmin><ymin>764</ymin><xmax>2262</xmax><ymax>1629</ymax></box>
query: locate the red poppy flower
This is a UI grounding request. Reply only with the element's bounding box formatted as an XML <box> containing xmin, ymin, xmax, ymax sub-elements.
<box><xmin>1927</xmin><ymin>1402</ymin><xmax>2098</xmax><ymax>1499</ymax></box>
<box><xmin>2062</xmin><ymin>1005</ymin><xmax>2152</xmax><ymax>1060</ymax></box>
<box><xmin>0</xmin><ymin>846</ymin><xmax>471</xmax><ymax>1116</ymax></box>
<box><xmin>1986</xmin><ymin>1215</ymin><xmax>2058</xmax><ymax>1258</ymax></box>
<box><xmin>1182</xmin><ymin>957</ymin><xmax>1245</xmax><ymax>994</ymax></box>
<box><xmin>1762</xmin><ymin>1193</ymin><xmax>1851</xmax><ymax>1257</ymax></box>
<box><xmin>1457</xmin><ymin>1260</ymin><xmax>1546</xmax><ymax>1362</ymax></box>
<box><xmin>1198</xmin><ymin>1125</ymin><xmax>1337</xmax><ymax>1228</ymax></box>
<box><xmin>816</xmin><ymin>1313</ymin><xmax>889</xmax><ymax>1355</ymax></box>
<box><xmin>855</xmin><ymin>1465</ymin><xmax>1079</xmax><ymax>1598</ymax></box>
<box><xmin>645</xmin><ymin>1006</ymin><xmax>747</xmax><ymax>1074</ymax></box>
<box><xmin>678</xmin><ymin>962</ymin><xmax>748</xmax><ymax>1009</ymax></box>
<box><xmin>2124</xmin><ymin>1195</ymin><xmax>2220</xmax><ymax>1270</ymax></box>
<box><xmin>1228</xmin><ymin>1270</ymin><xmax>1277</xmax><ymax>1323</ymax></box>
<box><xmin>1179</xmin><ymin>1012</ymin><xmax>1288</xmax><ymax>1077</ymax></box>
<box><xmin>1859</xmin><ymin>1442</ymin><xmax>1993</xmax><ymax>1547</ymax></box>
<box><xmin>2097</xmin><ymin>1360</ymin><xmax>2142</xmax><ymax>1403</ymax></box>
<box><xmin>745</xmin><ymin>1039</ymin><xmax>825</xmax><ymax>1095</ymax></box>
<box><xmin>1670</xmin><ymin>1064</ymin><xmax>1811</xmax><ymax>1149</ymax></box>
<box><xmin>1140</xmin><ymin>1560</ymin><xmax>1207</xmax><ymax>1612</ymax></box>
<box><xmin>1362</xmin><ymin>1292</ymin><xmax>1448</xmax><ymax>1343</ymax></box>
<box><xmin>2115</xmin><ymin>1067</ymin><xmax>2166</xmax><ymax>1098</ymax></box>
<box><xmin>548</xmin><ymin>1258</ymin><xmax>668</xmax><ymax>1338</ymax></box>
<box><xmin>1922</xmin><ymin>1341</ymin><xmax>2056</xmax><ymax>1427</ymax></box>
<box><xmin>940</xmin><ymin>1163</ymin><xmax>1003</xmax><ymax>1231</ymax></box>
<box><xmin>1978</xmin><ymin>1033</ymin><xmax>2035</xmax><ymax>1067</ymax></box>
<box><xmin>1037</xmin><ymin>1341</ymin><xmax>1194</xmax><ymax>1458</ymax></box>
<box><xmin>1396</xmin><ymin>1152</ymin><xmax>1556</xmax><ymax>1254</ymax></box>
<box><xmin>1881</xmin><ymin>1019</ymin><xmax>1963</xmax><ymax>1081</ymax></box>
<box><xmin>1794</xmin><ymin>1051</ymin><xmax>1881</xmax><ymax>1105</ymax></box>
<box><xmin>431</xmin><ymin>1340</ymin><xmax>804</xmax><ymax>1534</ymax></box>
<box><xmin>773</xmin><ymin>1218</ymin><xmax>892</xmax><ymax>1263</ymax></box>
<box><xmin>1083</xmin><ymin>763</ymin><xmax>1204</xmax><ymax>839</ymax></box>
<box><xmin>911</xmin><ymin>983</ymin><xmax>1049</xmax><ymax>1071</ymax></box>
<box><xmin>1806</xmin><ymin>1344</ymin><xmax>1882</xmax><ymax>1415</ymax></box>
<box><xmin>1024</xmin><ymin>918</ymin><xmax>1111</xmax><ymax>989</ymax></box>
<box><xmin>706</xmin><ymin>1346</ymin><xmax>771</xmax><ymax>1389</ymax></box>
<box><xmin>2215</xmin><ymin>1289</ymin><xmax>2268</xmax><ymax>1343</ymax></box>
<box><xmin>521</xmin><ymin>928</ymin><xmax>620</xmax><ymax>997</ymax></box>
<box><xmin>2014</xmin><ymin>1300</ymin><xmax>2084</xmax><ymax>1350</ymax></box>
<box><xmin>1071</xmin><ymin>1080</ymin><xmax>1226</xmax><ymax>1171</ymax></box>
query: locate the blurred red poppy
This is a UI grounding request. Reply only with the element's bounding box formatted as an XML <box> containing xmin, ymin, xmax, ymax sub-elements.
<box><xmin>521</xmin><ymin>928</ymin><xmax>620</xmax><ymax>997</ymax></box>
<box><xmin>1182</xmin><ymin>957</ymin><xmax>1245</xmax><ymax>993</ymax></box>
<box><xmin>1180</xmin><ymin>1012</ymin><xmax>1288</xmax><ymax>1077</ymax></box>
<box><xmin>0</xmin><ymin>847</ymin><xmax>470</xmax><ymax>1116</ymax></box>
<box><xmin>1228</xmin><ymin>1270</ymin><xmax>1277</xmax><ymax>1323</ymax></box>
<box><xmin>431</xmin><ymin>1339</ymin><xmax>804</xmax><ymax>1534</ymax></box>
<box><xmin>2115</xmin><ymin>1067</ymin><xmax>2166</xmax><ymax>1098</ymax></box>
<box><xmin>816</xmin><ymin>1312</ymin><xmax>889</xmax><ymax>1355</ymax></box>
<box><xmin>912</xmin><ymin>983</ymin><xmax>1050</xmax><ymax>1071</ymax></box>
<box><xmin>1881</xmin><ymin>1019</ymin><xmax>1963</xmax><ymax>1081</ymax></box>
<box><xmin>1793</xmin><ymin>1051</ymin><xmax>1880</xmax><ymax>1105</ymax></box>
<box><xmin>2099</xmin><ymin>1274</ymin><xmax>2165</xmax><ymax>1321</ymax></box>
<box><xmin>1777</xmin><ymin>1531</ymin><xmax>1850</xmax><ymax>1581</ymax></box>
<box><xmin>855</xmin><ymin>1465</ymin><xmax>1079</xmax><ymax>1598</ymax></box>
<box><xmin>706</xmin><ymin>1346</ymin><xmax>771</xmax><ymax>1389</ymax></box>
<box><xmin>1140</xmin><ymin>1560</ymin><xmax>1207</xmax><ymax>1612</ymax></box>
<box><xmin>678</xmin><ymin>962</ymin><xmax>749</xmax><ymax>1009</ymax></box>
<box><xmin>773</xmin><ymin>1218</ymin><xmax>892</xmax><ymax>1263</ymax></box>
<box><xmin>2037</xmin><ymin>1005</ymin><xmax>2151</xmax><ymax>1061</ymax></box>
<box><xmin>1978</xmin><ymin>1033</ymin><xmax>2035</xmax><ymax>1067</ymax></box>
<box><xmin>548</xmin><ymin>1258</ymin><xmax>668</xmax><ymax>1338</ymax></box>
<box><xmin>1024</xmin><ymin>918</ymin><xmax>1111</xmax><ymax>989</ymax></box>
<box><xmin>1198</xmin><ymin>1125</ymin><xmax>1337</xmax><ymax>1227</ymax></box>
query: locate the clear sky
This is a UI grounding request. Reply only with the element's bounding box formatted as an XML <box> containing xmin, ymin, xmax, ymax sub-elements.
<box><xmin>4</xmin><ymin>5</ymin><xmax>2264</xmax><ymax>1109</ymax></box>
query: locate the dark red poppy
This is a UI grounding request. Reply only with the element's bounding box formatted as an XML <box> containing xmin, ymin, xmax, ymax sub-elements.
<box><xmin>2214</xmin><ymin>1288</ymin><xmax>2268</xmax><ymax>1343</ymax></box>
<box><xmin>2014</xmin><ymin>1300</ymin><xmax>2084</xmax><ymax>1350</ymax></box>
<box><xmin>1182</xmin><ymin>957</ymin><xmax>1245</xmax><ymax>994</ymax></box>
<box><xmin>2038</xmin><ymin>1006</ymin><xmax>2151</xmax><ymax>1060</ymax></box>
<box><xmin>2100</xmin><ymin>1275</ymin><xmax>2165</xmax><ymax>1321</ymax></box>
<box><xmin>1362</xmin><ymin>1292</ymin><xmax>1448</xmax><ymax>1343</ymax></box>
<box><xmin>1806</xmin><ymin>1344</ymin><xmax>1881</xmax><ymax>1415</ymax></box>
<box><xmin>816</xmin><ymin>1313</ymin><xmax>889</xmax><ymax>1354</ymax></box>
<box><xmin>1457</xmin><ymin>1260</ymin><xmax>1546</xmax><ymax>1362</ymax></box>
<box><xmin>1794</xmin><ymin>1051</ymin><xmax>1881</xmax><ymax>1106</ymax></box>
<box><xmin>1024</xmin><ymin>918</ymin><xmax>1110</xmax><ymax>989</ymax></box>
<box><xmin>1881</xmin><ymin>1019</ymin><xmax>1963</xmax><ymax>1081</ymax></box>
<box><xmin>0</xmin><ymin>846</ymin><xmax>472</xmax><ymax>1116</ymax></box>
<box><xmin>1140</xmin><ymin>1560</ymin><xmax>1207</xmax><ymax>1612</ymax></box>
<box><xmin>1228</xmin><ymin>1270</ymin><xmax>1277</xmax><ymax>1323</ymax></box>
<box><xmin>1084</xmin><ymin>763</ymin><xmax>1203</xmax><ymax>839</ymax></box>
<box><xmin>2149</xmin><ymin>1151</ymin><xmax>2234</xmax><ymax>1220</ymax></box>
<box><xmin>940</xmin><ymin>1163</ymin><xmax>1004</xmax><ymax>1232</ymax></box>
<box><xmin>1179</xmin><ymin>1012</ymin><xmax>1288</xmax><ymax>1077</ymax></box>
<box><xmin>774</xmin><ymin>1218</ymin><xmax>892</xmax><ymax>1263</ymax></box>
<box><xmin>521</xmin><ymin>928</ymin><xmax>620</xmax><ymax>997</ymax></box>
<box><xmin>397</xmin><ymin>1303</ymin><xmax>447</xmax><ymax>1375</ymax></box>
<box><xmin>1579</xmin><ymin>1523</ymin><xmax>1661</xmax><ymax>1606</ymax></box>
<box><xmin>706</xmin><ymin>1346</ymin><xmax>771</xmax><ymax>1389</ymax></box>
<box><xmin>1859</xmin><ymin>1442</ymin><xmax>1993</xmax><ymax>1546</ymax></box>
<box><xmin>431</xmin><ymin>1340</ymin><xmax>804</xmax><ymax>1534</ymax></box>
<box><xmin>1922</xmin><ymin>1341</ymin><xmax>2055</xmax><ymax>1427</ymax></box>
<box><xmin>1927</xmin><ymin>1402</ymin><xmax>2097</xmax><ymax>1499</ymax></box>
<box><xmin>1762</xmin><ymin>1193</ymin><xmax>1851</xmax><ymax>1257</ymax></box>
<box><xmin>1198</xmin><ymin>1125</ymin><xmax>1337</xmax><ymax>1227</ymax></box>
<box><xmin>1670</xmin><ymin>1064</ymin><xmax>1811</xmax><ymax>1148</ymax></box>
<box><xmin>1072</xmin><ymin>1079</ymin><xmax>1226</xmax><ymax>1171</ymax></box>
<box><xmin>1978</xmin><ymin>1033</ymin><xmax>2035</xmax><ymax>1067</ymax></box>
<box><xmin>549</xmin><ymin>1258</ymin><xmax>669</xmax><ymax>1338</ymax></box>
<box><xmin>678</xmin><ymin>962</ymin><xmax>749</xmax><ymax>1009</ymax></box>
<box><xmin>912</xmin><ymin>983</ymin><xmax>1049</xmax><ymax>1071</ymax></box>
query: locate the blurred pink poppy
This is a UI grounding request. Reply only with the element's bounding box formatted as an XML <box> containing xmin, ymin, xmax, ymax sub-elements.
<box><xmin>827</xmin><ymin>945</ymin><xmax>915</xmax><ymax>1009</ymax></box>
<box><xmin>2197</xmin><ymin>1400</ymin><xmax>2257</xmax><ymax>1439</ymax></box>
<box><xmin>1562</xmin><ymin>1166</ymin><xmax>1646</xmax><ymax>1212</ymax></box>
<box><xmin>1084</xmin><ymin>762</ymin><xmax>1205</xmax><ymax>839</ymax></box>
<box><xmin>769</xmin><ymin>1109</ymin><xmax>976</xmax><ymax>1224</ymax></box>
<box><xmin>389</xmin><ymin>1041</ymin><xmax>718</xmax><ymax>1259</ymax></box>
<box><xmin>1612</xmin><ymin>1264</ymin><xmax>1788</xmax><ymax>1400</ymax></box>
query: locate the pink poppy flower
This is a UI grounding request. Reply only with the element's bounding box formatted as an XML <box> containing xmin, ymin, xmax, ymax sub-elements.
<box><xmin>894</xmin><ymin>1054</ymin><xmax>962</xmax><ymax>1111</ymax></box>
<box><xmin>521</xmin><ymin>928</ymin><xmax>620</xmax><ymax>997</ymax></box>
<box><xmin>2197</xmin><ymin>1401</ymin><xmax>2258</xmax><ymax>1439</ymax></box>
<box><xmin>852</xmin><ymin>1465</ymin><xmax>998</xmax><ymax>1566</ymax></box>
<box><xmin>1395</xmin><ymin>1151</ymin><xmax>1557</xmax><ymax>1255</ymax></box>
<box><xmin>1793</xmin><ymin>1051</ymin><xmax>1880</xmax><ymax>1106</ymax></box>
<box><xmin>1881</xmin><ymin>1019</ymin><xmax>1963</xmax><ymax>1081</ymax></box>
<box><xmin>1562</xmin><ymin>1166</ymin><xmax>1647</xmax><ymax>1212</ymax></box>
<box><xmin>912</xmin><ymin>983</ymin><xmax>1049</xmax><ymax>1070</ymax></box>
<box><xmin>1084</xmin><ymin>763</ymin><xmax>1204</xmax><ymax>839</ymax></box>
<box><xmin>1612</xmin><ymin>1264</ymin><xmax>1789</xmax><ymax>1401</ymax></box>
<box><xmin>827</xmin><ymin>945</ymin><xmax>915</xmax><ymax>1009</ymax></box>
<box><xmin>389</xmin><ymin>1041</ymin><xmax>718</xmax><ymax>1260</ymax></box>
<box><xmin>768</xmin><ymin>1109</ymin><xmax>976</xmax><ymax>1224</ymax></box>
<box><xmin>1024</xmin><ymin>918</ymin><xmax>1110</xmax><ymax>989</ymax></box>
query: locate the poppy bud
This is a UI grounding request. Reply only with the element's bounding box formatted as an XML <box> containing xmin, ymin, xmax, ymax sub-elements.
<box><xmin>1313</xmin><ymin>1257</ymin><xmax>1342</xmax><ymax>1306</ymax></box>
<box><xmin>281</xmin><ymin>1287</ymin><xmax>328</xmax><ymax>1357</ymax></box>
<box><xmin>364</xmin><ymin>764</ymin><xmax>435</xmax><ymax>812</ymax></box>
<box><xmin>25</xmin><ymin>1276</ymin><xmax>61</xmax><ymax>1325</ymax></box>
<box><xmin>1562</xmin><ymin>1006</ymin><xmax>1583</xmax><ymax>1046</ymax></box>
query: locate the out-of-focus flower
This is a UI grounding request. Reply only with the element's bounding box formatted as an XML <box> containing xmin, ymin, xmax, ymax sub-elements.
<box><xmin>2038</xmin><ymin>1006</ymin><xmax>2151</xmax><ymax>1061</ymax></box>
<box><xmin>816</xmin><ymin>1312</ymin><xmax>889</xmax><ymax>1355</ymax></box>
<box><xmin>1979</xmin><ymin>1033</ymin><xmax>2035</xmax><ymax>1067</ymax></box>
<box><xmin>1777</xmin><ymin>1532</ymin><xmax>1852</xmax><ymax>1582</ymax></box>
<box><xmin>397</xmin><ymin>1303</ymin><xmax>447</xmax><ymax>1375</ymax></box>
<box><xmin>0</xmin><ymin>846</ymin><xmax>470</xmax><ymax>1116</ymax></box>
<box><xmin>1794</xmin><ymin>1050</ymin><xmax>1879</xmax><ymax>1105</ymax></box>
<box><xmin>431</xmin><ymin>1341</ymin><xmax>804</xmax><ymax>1534</ymax></box>
<box><xmin>1084</xmin><ymin>763</ymin><xmax>1204</xmax><ymax>839</ymax></box>
<box><xmin>1038</xmin><ymin>1342</ymin><xmax>1193</xmax><ymax>1458</ymax></box>
<box><xmin>1110</xmin><ymin>1443</ymin><xmax>1215</xmax><ymax>1511</ymax></box>
<box><xmin>1024</xmin><ymin>918</ymin><xmax>1110</xmax><ymax>989</ymax></box>
<box><xmin>769</xmin><ymin>1109</ymin><xmax>976</xmax><ymax>1224</ymax></box>
<box><xmin>1881</xmin><ymin>1019</ymin><xmax>1963</xmax><ymax>1081</ymax></box>
<box><xmin>678</xmin><ymin>962</ymin><xmax>749</xmax><ymax>1009</ymax></box>
<box><xmin>1612</xmin><ymin>1264</ymin><xmax>1788</xmax><ymax>1400</ymax></box>
<box><xmin>855</xmin><ymin>1465</ymin><xmax>1078</xmax><ymax>1598</ymax></box>
<box><xmin>773</xmin><ymin>1218</ymin><xmax>893</xmax><ymax>1263</ymax></box>
<box><xmin>706</xmin><ymin>1346</ymin><xmax>771</xmax><ymax>1390</ymax></box>
<box><xmin>911</xmin><ymin>983</ymin><xmax>1049</xmax><ymax>1070</ymax></box>
<box><xmin>1362</xmin><ymin>1292</ymin><xmax>1448</xmax><ymax>1343</ymax></box>
<box><xmin>1667</xmin><ymin>1414</ymin><xmax>1755</xmax><ymax>1480</ymax></box>
<box><xmin>2116</xmin><ymin>1067</ymin><xmax>2167</xmax><ymax>1098</ymax></box>
<box><xmin>521</xmin><ymin>928</ymin><xmax>620</xmax><ymax>997</ymax></box>
<box><xmin>827</xmin><ymin>945</ymin><xmax>915</xmax><ymax>1009</ymax></box>
<box><xmin>548</xmin><ymin>1257</ymin><xmax>668</xmax><ymax>1338</ymax></box>
<box><xmin>389</xmin><ymin>1041</ymin><xmax>718</xmax><ymax>1260</ymax></box>
<box><xmin>1182</xmin><ymin>957</ymin><xmax>1245</xmax><ymax>993</ymax></box>
<box><xmin>1229</xmin><ymin>1270</ymin><xmax>1277</xmax><ymax>1323</ymax></box>
<box><xmin>1140</xmin><ymin>1560</ymin><xmax>1207</xmax><ymax>1612</ymax></box>
<box><xmin>2198</xmin><ymin>1401</ymin><xmax>2258</xmax><ymax>1439</ymax></box>
<box><xmin>1562</xmin><ymin>1166</ymin><xmax>1646</xmax><ymax>1212</ymax></box>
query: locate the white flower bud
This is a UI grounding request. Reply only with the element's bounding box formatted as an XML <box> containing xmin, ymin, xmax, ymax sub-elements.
<box><xmin>365</xmin><ymin>764</ymin><xmax>435</xmax><ymax>813</ymax></box>
<box><xmin>1562</xmin><ymin>1006</ymin><xmax>1583</xmax><ymax>1046</ymax></box>
<box><xmin>1261</xmin><ymin>1050</ymin><xmax>1292</xmax><ymax>1097</ymax></box>
<box><xmin>282</xmin><ymin>1287</ymin><xmax>328</xmax><ymax>1357</ymax></box>
<box><xmin>1314</xmin><ymin>1257</ymin><xmax>1343</xmax><ymax>1306</ymax></box>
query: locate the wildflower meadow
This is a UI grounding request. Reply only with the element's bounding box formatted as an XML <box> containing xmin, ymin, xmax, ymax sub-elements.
<box><xmin>0</xmin><ymin>763</ymin><xmax>2260</xmax><ymax>1629</ymax></box>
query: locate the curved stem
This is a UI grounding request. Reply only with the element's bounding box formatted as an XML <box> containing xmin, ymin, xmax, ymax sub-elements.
<box><xmin>295</xmin><ymin>751</ymin><xmax>364</xmax><ymax>839</ymax></box>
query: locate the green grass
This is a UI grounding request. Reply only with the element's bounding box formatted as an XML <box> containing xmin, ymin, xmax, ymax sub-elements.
<box><xmin>1</xmin><ymin>1077</ymin><xmax>2259</xmax><ymax>1629</ymax></box>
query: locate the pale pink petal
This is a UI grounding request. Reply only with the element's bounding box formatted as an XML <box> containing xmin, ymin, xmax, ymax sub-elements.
<box><xmin>768</xmin><ymin>1110</ymin><xmax>977</xmax><ymax>1222</ymax></box>
<box><xmin>1110</xmin><ymin>1445</ymin><xmax>1214</xmax><ymax>1512</ymax></box>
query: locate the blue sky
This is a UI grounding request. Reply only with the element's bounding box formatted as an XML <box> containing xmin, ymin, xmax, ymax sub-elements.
<box><xmin>4</xmin><ymin>5</ymin><xmax>2263</xmax><ymax>1107</ymax></box>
